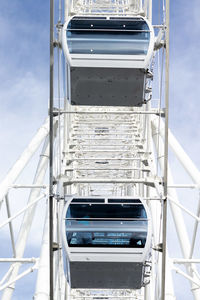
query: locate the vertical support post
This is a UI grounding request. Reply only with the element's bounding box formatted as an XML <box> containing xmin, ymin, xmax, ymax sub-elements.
<box><xmin>64</xmin><ymin>0</ymin><xmax>69</xmax><ymax>22</ymax></box>
<box><xmin>148</xmin><ymin>0</ymin><xmax>152</xmax><ymax>23</ymax></box>
<box><xmin>34</xmin><ymin>206</ymin><xmax>50</xmax><ymax>300</ymax></box>
<box><xmin>152</xmin><ymin>118</ymin><xmax>200</xmax><ymax>299</ymax></box>
<box><xmin>161</xmin><ymin>0</ymin><xmax>170</xmax><ymax>299</ymax></box>
<box><xmin>49</xmin><ymin>0</ymin><xmax>54</xmax><ymax>298</ymax></box>
<box><xmin>5</xmin><ymin>195</ymin><xmax>16</xmax><ymax>258</ymax></box>
<box><xmin>144</xmin><ymin>0</ymin><xmax>148</xmax><ymax>17</ymax></box>
<box><xmin>2</xmin><ymin>137</ymin><xmax>50</xmax><ymax>300</ymax></box>
<box><xmin>189</xmin><ymin>194</ymin><xmax>200</xmax><ymax>258</ymax></box>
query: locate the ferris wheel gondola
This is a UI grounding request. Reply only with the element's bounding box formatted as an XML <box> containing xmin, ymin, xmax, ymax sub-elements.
<box><xmin>62</xmin><ymin>196</ymin><xmax>152</xmax><ymax>289</ymax></box>
<box><xmin>62</xmin><ymin>16</ymin><xmax>154</xmax><ymax>106</ymax></box>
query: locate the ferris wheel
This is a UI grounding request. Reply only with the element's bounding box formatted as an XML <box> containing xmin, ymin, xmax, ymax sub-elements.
<box><xmin>0</xmin><ymin>1</ymin><xmax>200</xmax><ymax>300</ymax></box>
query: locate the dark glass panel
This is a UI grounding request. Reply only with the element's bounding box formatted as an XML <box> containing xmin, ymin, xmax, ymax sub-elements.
<box><xmin>108</xmin><ymin>199</ymin><xmax>141</xmax><ymax>203</ymax></box>
<box><xmin>67</xmin><ymin>18</ymin><xmax>150</xmax><ymax>55</ymax></box>
<box><xmin>71</xmin><ymin>198</ymin><xmax>104</xmax><ymax>203</ymax></box>
<box><xmin>66</xmin><ymin>204</ymin><xmax>147</xmax><ymax>219</ymax></box>
<box><xmin>67</xmin><ymin>231</ymin><xmax>147</xmax><ymax>248</ymax></box>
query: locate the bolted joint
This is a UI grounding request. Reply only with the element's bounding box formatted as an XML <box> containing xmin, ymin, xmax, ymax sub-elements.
<box><xmin>53</xmin><ymin>40</ymin><xmax>62</xmax><ymax>48</ymax></box>
<box><xmin>52</xmin><ymin>242</ymin><xmax>61</xmax><ymax>251</ymax></box>
<box><xmin>153</xmin><ymin>243</ymin><xmax>163</xmax><ymax>252</ymax></box>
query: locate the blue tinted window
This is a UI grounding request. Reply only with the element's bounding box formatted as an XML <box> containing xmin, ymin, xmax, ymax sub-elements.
<box><xmin>67</xmin><ymin>204</ymin><xmax>147</xmax><ymax>219</ymax></box>
<box><xmin>67</xmin><ymin>18</ymin><xmax>150</xmax><ymax>55</ymax></box>
<box><xmin>67</xmin><ymin>231</ymin><xmax>147</xmax><ymax>248</ymax></box>
<box><xmin>65</xmin><ymin>203</ymin><xmax>148</xmax><ymax>248</ymax></box>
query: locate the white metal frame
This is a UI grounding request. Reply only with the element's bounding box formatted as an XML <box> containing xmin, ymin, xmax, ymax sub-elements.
<box><xmin>62</xmin><ymin>196</ymin><xmax>152</xmax><ymax>263</ymax></box>
<box><xmin>62</xmin><ymin>15</ymin><xmax>155</xmax><ymax>69</ymax></box>
<box><xmin>1</xmin><ymin>0</ymin><xmax>200</xmax><ymax>299</ymax></box>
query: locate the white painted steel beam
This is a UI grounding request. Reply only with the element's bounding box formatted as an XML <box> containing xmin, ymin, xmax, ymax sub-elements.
<box><xmin>168</xmin><ymin>196</ymin><xmax>200</xmax><ymax>222</ymax></box>
<box><xmin>34</xmin><ymin>206</ymin><xmax>49</xmax><ymax>300</ymax></box>
<box><xmin>0</xmin><ymin>264</ymin><xmax>38</xmax><ymax>292</ymax></box>
<box><xmin>58</xmin><ymin>109</ymin><xmax>164</xmax><ymax>115</ymax></box>
<box><xmin>152</xmin><ymin>117</ymin><xmax>200</xmax><ymax>185</ymax></box>
<box><xmin>152</xmin><ymin>118</ymin><xmax>200</xmax><ymax>300</ymax></box>
<box><xmin>0</xmin><ymin>194</ymin><xmax>46</xmax><ymax>230</ymax></box>
<box><xmin>54</xmin><ymin>197</ymin><xmax>66</xmax><ymax>300</ymax></box>
<box><xmin>173</xmin><ymin>267</ymin><xmax>200</xmax><ymax>288</ymax></box>
<box><xmin>173</xmin><ymin>259</ymin><xmax>200</xmax><ymax>264</ymax></box>
<box><xmin>1</xmin><ymin>137</ymin><xmax>50</xmax><ymax>300</ymax></box>
<box><xmin>5</xmin><ymin>195</ymin><xmax>16</xmax><ymax>257</ymax></box>
<box><xmin>0</xmin><ymin>118</ymin><xmax>50</xmax><ymax>204</ymax></box>
<box><xmin>62</xmin><ymin>178</ymin><xmax>157</xmax><ymax>184</ymax></box>
<box><xmin>0</xmin><ymin>258</ymin><xmax>38</xmax><ymax>263</ymax></box>
<box><xmin>148</xmin><ymin>128</ymin><xmax>175</xmax><ymax>300</ymax></box>
<box><xmin>11</xmin><ymin>184</ymin><xmax>47</xmax><ymax>189</ymax></box>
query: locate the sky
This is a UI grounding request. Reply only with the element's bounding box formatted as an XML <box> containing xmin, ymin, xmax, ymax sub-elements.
<box><xmin>0</xmin><ymin>0</ymin><xmax>200</xmax><ymax>299</ymax></box>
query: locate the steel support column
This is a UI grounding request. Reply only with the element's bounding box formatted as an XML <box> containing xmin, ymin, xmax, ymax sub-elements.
<box><xmin>49</xmin><ymin>0</ymin><xmax>54</xmax><ymax>298</ymax></box>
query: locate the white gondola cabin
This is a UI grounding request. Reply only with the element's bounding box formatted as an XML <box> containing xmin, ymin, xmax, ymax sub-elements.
<box><xmin>62</xmin><ymin>197</ymin><xmax>152</xmax><ymax>289</ymax></box>
<box><xmin>62</xmin><ymin>16</ymin><xmax>154</xmax><ymax>106</ymax></box>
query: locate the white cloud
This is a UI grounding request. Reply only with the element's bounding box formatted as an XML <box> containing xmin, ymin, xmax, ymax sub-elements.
<box><xmin>0</xmin><ymin>3</ymin><xmax>49</xmax><ymax>297</ymax></box>
<box><xmin>0</xmin><ymin>72</ymin><xmax>48</xmax><ymax>181</ymax></box>
<box><xmin>1</xmin><ymin>0</ymin><xmax>200</xmax><ymax>299</ymax></box>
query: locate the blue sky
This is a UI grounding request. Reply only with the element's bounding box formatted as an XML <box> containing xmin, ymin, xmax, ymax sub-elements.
<box><xmin>0</xmin><ymin>0</ymin><xmax>200</xmax><ymax>299</ymax></box>
<box><xmin>0</xmin><ymin>1</ymin><xmax>49</xmax><ymax>181</ymax></box>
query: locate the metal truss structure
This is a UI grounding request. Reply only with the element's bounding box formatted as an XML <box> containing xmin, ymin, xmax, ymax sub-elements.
<box><xmin>1</xmin><ymin>0</ymin><xmax>200</xmax><ymax>299</ymax></box>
